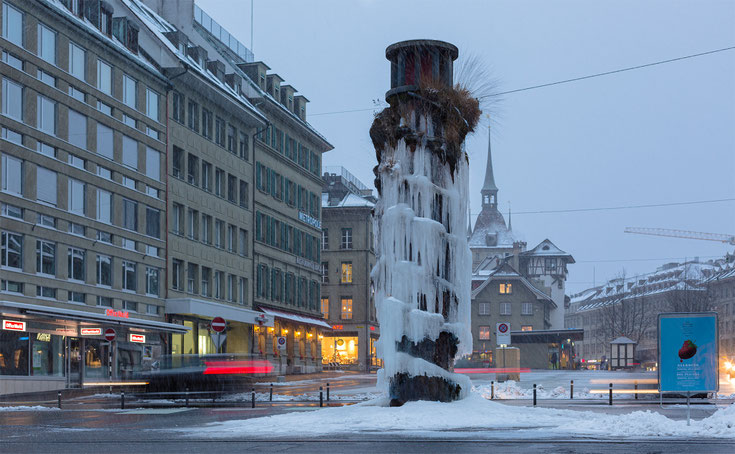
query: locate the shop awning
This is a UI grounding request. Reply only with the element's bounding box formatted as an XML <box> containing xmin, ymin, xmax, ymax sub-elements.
<box><xmin>0</xmin><ymin>301</ymin><xmax>190</xmax><ymax>333</ymax></box>
<box><xmin>259</xmin><ymin>307</ymin><xmax>333</xmax><ymax>329</ymax></box>
<box><xmin>166</xmin><ymin>298</ymin><xmax>274</xmax><ymax>327</ymax></box>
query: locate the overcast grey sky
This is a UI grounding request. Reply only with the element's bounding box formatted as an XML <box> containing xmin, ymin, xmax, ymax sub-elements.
<box><xmin>199</xmin><ymin>0</ymin><xmax>735</xmax><ymax>293</ymax></box>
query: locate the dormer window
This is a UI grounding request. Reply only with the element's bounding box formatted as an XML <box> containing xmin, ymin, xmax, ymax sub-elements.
<box><xmin>499</xmin><ymin>283</ymin><xmax>512</xmax><ymax>294</ymax></box>
<box><xmin>100</xmin><ymin>9</ymin><xmax>112</xmax><ymax>36</ymax></box>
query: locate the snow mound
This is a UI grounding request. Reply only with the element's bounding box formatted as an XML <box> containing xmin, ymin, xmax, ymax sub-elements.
<box><xmin>0</xmin><ymin>406</ymin><xmax>60</xmax><ymax>411</ymax></box>
<box><xmin>181</xmin><ymin>391</ymin><xmax>735</xmax><ymax>439</ymax></box>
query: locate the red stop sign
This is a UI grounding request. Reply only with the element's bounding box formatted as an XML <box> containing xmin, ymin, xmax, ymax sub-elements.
<box><xmin>211</xmin><ymin>316</ymin><xmax>226</xmax><ymax>333</ymax></box>
<box><xmin>104</xmin><ymin>328</ymin><xmax>116</xmax><ymax>341</ymax></box>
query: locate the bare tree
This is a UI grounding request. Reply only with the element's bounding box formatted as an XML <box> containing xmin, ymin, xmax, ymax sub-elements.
<box><xmin>593</xmin><ymin>271</ymin><xmax>653</xmax><ymax>346</ymax></box>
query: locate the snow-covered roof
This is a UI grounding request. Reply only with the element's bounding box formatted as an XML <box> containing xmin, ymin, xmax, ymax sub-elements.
<box><xmin>123</xmin><ymin>0</ymin><xmax>267</xmax><ymax>124</ymax></box>
<box><xmin>471</xmin><ymin>262</ymin><xmax>555</xmax><ymax>306</ymax></box>
<box><xmin>469</xmin><ymin>206</ymin><xmax>516</xmax><ymax>249</ymax></box>
<box><xmin>521</xmin><ymin>239</ymin><xmax>575</xmax><ymax>263</ymax></box>
<box><xmin>323</xmin><ymin>192</ymin><xmax>375</xmax><ymax>209</ymax></box>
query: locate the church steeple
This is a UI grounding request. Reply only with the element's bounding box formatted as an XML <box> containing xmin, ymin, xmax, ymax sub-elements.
<box><xmin>481</xmin><ymin>125</ymin><xmax>498</xmax><ymax>209</ymax></box>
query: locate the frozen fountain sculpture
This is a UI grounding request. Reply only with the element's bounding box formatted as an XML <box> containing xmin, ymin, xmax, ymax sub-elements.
<box><xmin>371</xmin><ymin>40</ymin><xmax>480</xmax><ymax>405</ymax></box>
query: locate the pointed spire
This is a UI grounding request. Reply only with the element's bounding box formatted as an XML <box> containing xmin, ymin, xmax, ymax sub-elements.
<box><xmin>482</xmin><ymin>125</ymin><xmax>498</xmax><ymax>193</ymax></box>
<box><xmin>508</xmin><ymin>203</ymin><xmax>512</xmax><ymax>231</ymax></box>
<box><xmin>467</xmin><ymin>209</ymin><xmax>473</xmax><ymax>238</ymax></box>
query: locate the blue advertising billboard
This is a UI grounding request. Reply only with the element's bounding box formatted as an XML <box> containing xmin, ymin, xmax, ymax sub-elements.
<box><xmin>658</xmin><ymin>312</ymin><xmax>718</xmax><ymax>393</ymax></box>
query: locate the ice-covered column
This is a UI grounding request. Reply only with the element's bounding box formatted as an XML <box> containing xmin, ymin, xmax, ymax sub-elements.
<box><xmin>371</xmin><ymin>40</ymin><xmax>480</xmax><ymax>405</ymax></box>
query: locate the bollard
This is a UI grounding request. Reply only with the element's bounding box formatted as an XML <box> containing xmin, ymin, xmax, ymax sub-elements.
<box><xmin>57</xmin><ymin>391</ymin><xmax>62</xmax><ymax>409</ymax></box>
<box><xmin>533</xmin><ymin>384</ymin><xmax>537</xmax><ymax>407</ymax></box>
<box><xmin>609</xmin><ymin>383</ymin><xmax>613</xmax><ymax>406</ymax></box>
<box><xmin>251</xmin><ymin>388</ymin><xmax>255</xmax><ymax>409</ymax></box>
<box><xmin>185</xmin><ymin>387</ymin><xmax>189</xmax><ymax>407</ymax></box>
<box><xmin>319</xmin><ymin>386</ymin><xmax>323</xmax><ymax>407</ymax></box>
<box><xmin>570</xmin><ymin>380</ymin><xmax>574</xmax><ymax>400</ymax></box>
<box><xmin>491</xmin><ymin>381</ymin><xmax>494</xmax><ymax>400</ymax></box>
<box><xmin>635</xmin><ymin>381</ymin><xmax>638</xmax><ymax>400</ymax></box>
<box><xmin>327</xmin><ymin>382</ymin><xmax>330</xmax><ymax>401</ymax></box>
<box><xmin>270</xmin><ymin>383</ymin><xmax>273</xmax><ymax>402</ymax></box>
<box><xmin>121</xmin><ymin>391</ymin><xmax>125</xmax><ymax>409</ymax></box>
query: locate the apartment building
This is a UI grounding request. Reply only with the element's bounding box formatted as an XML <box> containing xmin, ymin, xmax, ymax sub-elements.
<box><xmin>320</xmin><ymin>167</ymin><xmax>378</xmax><ymax>371</ymax></box>
<box><xmin>0</xmin><ymin>0</ymin><xmax>186</xmax><ymax>394</ymax></box>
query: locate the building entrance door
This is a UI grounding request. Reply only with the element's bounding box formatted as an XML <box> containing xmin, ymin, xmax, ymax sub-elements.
<box><xmin>67</xmin><ymin>337</ymin><xmax>82</xmax><ymax>387</ymax></box>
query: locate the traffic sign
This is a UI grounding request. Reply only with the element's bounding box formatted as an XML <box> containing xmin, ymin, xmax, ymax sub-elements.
<box><xmin>496</xmin><ymin>322</ymin><xmax>510</xmax><ymax>346</ymax></box>
<box><xmin>211</xmin><ymin>316</ymin><xmax>226</xmax><ymax>333</ymax></box>
<box><xmin>104</xmin><ymin>328</ymin><xmax>116</xmax><ymax>341</ymax></box>
<box><xmin>276</xmin><ymin>336</ymin><xmax>287</xmax><ymax>351</ymax></box>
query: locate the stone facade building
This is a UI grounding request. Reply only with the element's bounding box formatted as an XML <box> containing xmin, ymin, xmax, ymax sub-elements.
<box><xmin>320</xmin><ymin>167</ymin><xmax>378</xmax><ymax>371</ymax></box>
<box><xmin>0</xmin><ymin>0</ymin><xmax>186</xmax><ymax>393</ymax></box>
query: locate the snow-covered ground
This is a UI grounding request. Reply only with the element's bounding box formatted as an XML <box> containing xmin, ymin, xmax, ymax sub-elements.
<box><xmin>183</xmin><ymin>392</ymin><xmax>735</xmax><ymax>439</ymax></box>
<box><xmin>0</xmin><ymin>406</ymin><xmax>60</xmax><ymax>411</ymax></box>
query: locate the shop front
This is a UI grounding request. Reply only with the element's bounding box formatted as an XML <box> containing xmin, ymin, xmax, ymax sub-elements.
<box><xmin>256</xmin><ymin>307</ymin><xmax>332</xmax><ymax>375</ymax></box>
<box><xmin>0</xmin><ymin>301</ymin><xmax>189</xmax><ymax>395</ymax></box>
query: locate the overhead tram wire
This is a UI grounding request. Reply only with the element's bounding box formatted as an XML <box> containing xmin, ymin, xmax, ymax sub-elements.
<box><xmin>470</xmin><ymin>197</ymin><xmax>735</xmax><ymax>217</ymax></box>
<box><xmin>309</xmin><ymin>45</ymin><xmax>735</xmax><ymax>117</ymax></box>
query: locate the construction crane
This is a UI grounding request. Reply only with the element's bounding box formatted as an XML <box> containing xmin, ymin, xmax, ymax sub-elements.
<box><xmin>624</xmin><ymin>227</ymin><xmax>735</xmax><ymax>245</ymax></box>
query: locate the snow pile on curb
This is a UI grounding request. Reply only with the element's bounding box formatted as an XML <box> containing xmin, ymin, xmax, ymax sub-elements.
<box><xmin>474</xmin><ymin>381</ymin><xmax>569</xmax><ymax>399</ymax></box>
<box><xmin>0</xmin><ymin>406</ymin><xmax>60</xmax><ymax>411</ymax></box>
<box><xmin>183</xmin><ymin>392</ymin><xmax>735</xmax><ymax>439</ymax></box>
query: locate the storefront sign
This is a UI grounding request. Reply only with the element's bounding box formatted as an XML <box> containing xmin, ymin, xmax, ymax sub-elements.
<box><xmin>332</xmin><ymin>325</ymin><xmax>343</xmax><ymax>330</ymax></box>
<box><xmin>129</xmin><ymin>333</ymin><xmax>146</xmax><ymax>343</ymax></box>
<box><xmin>2</xmin><ymin>320</ymin><xmax>26</xmax><ymax>331</ymax></box>
<box><xmin>659</xmin><ymin>313</ymin><xmax>718</xmax><ymax>393</ymax></box>
<box><xmin>298</xmin><ymin>211</ymin><xmax>321</xmax><ymax>229</ymax></box>
<box><xmin>81</xmin><ymin>328</ymin><xmax>103</xmax><ymax>336</ymax></box>
<box><xmin>295</xmin><ymin>256</ymin><xmax>321</xmax><ymax>272</ymax></box>
<box><xmin>105</xmin><ymin>309</ymin><xmax>129</xmax><ymax>318</ymax></box>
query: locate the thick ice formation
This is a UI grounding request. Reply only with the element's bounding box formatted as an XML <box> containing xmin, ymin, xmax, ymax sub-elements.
<box><xmin>372</xmin><ymin>114</ymin><xmax>473</xmax><ymax>403</ymax></box>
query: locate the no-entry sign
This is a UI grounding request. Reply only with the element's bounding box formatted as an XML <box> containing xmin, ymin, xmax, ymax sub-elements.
<box><xmin>211</xmin><ymin>316</ymin><xmax>226</xmax><ymax>333</ymax></box>
<box><xmin>104</xmin><ymin>328</ymin><xmax>116</xmax><ymax>341</ymax></box>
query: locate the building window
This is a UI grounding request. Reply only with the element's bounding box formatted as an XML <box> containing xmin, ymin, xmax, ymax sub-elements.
<box><xmin>201</xmin><ymin>214</ymin><xmax>211</xmax><ymax>244</ymax></box>
<box><xmin>2</xmin><ymin>203</ymin><xmax>23</xmax><ymax>219</ymax></box>
<box><xmin>187</xmin><ymin>100</ymin><xmax>199</xmax><ymax>132</ymax></box>
<box><xmin>202</xmin><ymin>108</ymin><xmax>212</xmax><ymax>139</ymax></box>
<box><xmin>341</xmin><ymin>297</ymin><xmax>353</xmax><ymax>320</ymax></box>
<box><xmin>145</xmin><ymin>147</ymin><xmax>160</xmax><ymax>180</ymax></box>
<box><xmin>478</xmin><ymin>326</ymin><xmax>491</xmax><ymax>340</ymax></box>
<box><xmin>239</xmin><ymin>229</ymin><xmax>248</xmax><ymax>256</ymax></box>
<box><xmin>2</xmin><ymin>155</ymin><xmax>23</xmax><ymax>196</ymax></box>
<box><xmin>201</xmin><ymin>161</ymin><xmax>212</xmax><ymax>191</ymax></box>
<box><xmin>122</xmin><ymin>198</ymin><xmax>138</xmax><ymax>231</ymax></box>
<box><xmin>226</xmin><ymin>125</ymin><xmax>236</xmax><ymax>153</ymax></box>
<box><xmin>500</xmin><ymin>302</ymin><xmax>511</xmax><ymax>316</ymax></box>
<box><xmin>239</xmin><ymin>180</ymin><xmax>249</xmax><ymax>208</ymax></box>
<box><xmin>97</xmin><ymin>254</ymin><xmax>112</xmax><ymax>287</ymax></box>
<box><xmin>36</xmin><ymin>286</ymin><xmax>56</xmax><ymax>299</ymax></box>
<box><xmin>170</xmin><ymin>90</ymin><xmax>184</xmax><ymax>122</ymax></box>
<box><xmin>499</xmin><ymin>283</ymin><xmax>513</xmax><ymax>294</ymax></box>
<box><xmin>69</xmin><ymin>42</ymin><xmax>86</xmax><ymax>81</ymax></box>
<box><xmin>68</xmin><ymin>222</ymin><xmax>85</xmax><ymax>236</ymax></box>
<box><xmin>2</xmin><ymin>3</ymin><xmax>24</xmax><ymax>46</ymax></box>
<box><xmin>214</xmin><ymin>271</ymin><xmax>223</xmax><ymax>299</ymax></box>
<box><xmin>215</xmin><ymin>117</ymin><xmax>225</xmax><ymax>146</ymax></box>
<box><xmin>215</xmin><ymin>169</ymin><xmax>224</xmax><ymax>197</ymax></box>
<box><xmin>227</xmin><ymin>224</ymin><xmax>236</xmax><ymax>252</ymax></box>
<box><xmin>37</xmin><ymin>95</ymin><xmax>57</xmax><ymax>136</ymax></box>
<box><xmin>227</xmin><ymin>174</ymin><xmax>237</xmax><ymax>203</ymax></box>
<box><xmin>122</xmin><ymin>74</ymin><xmax>137</xmax><ymax>108</ymax></box>
<box><xmin>96</xmin><ymin>296</ymin><xmax>113</xmax><ymax>308</ymax></box>
<box><xmin>239</xmin><ymin>132</ymin><xmax>249</xmax><ymax>160</ymax></box>
<box><xmin>2</xmin><ymin>78</ymin><xmax>23</xmax><ymax>121</ymax></box>
<box><xmin>172</xmin><ymin>203</ymin><xmax>183</xmax><ymax>235</ymax></box>
<box><xmin>122</xmin><ymin>135</ymin><xmax>138</xmax><ymax>169</ymax></box>
<box><xmin>172</xmin><ymin>259</ymin><xmax>182</xmax><ymax>290</ymax></box>
<box><xmin>123</xmin><ymin>301</ymin><xmax>138</xmax><ymax>312</ymax></box>
<box><xmin>68</xmin><ymin>247</ymin><xmax>85</xmax><ymax>281</ymax></box>
<box><xmin>146</xmin><ymin>207</ymin><xmax>160</xmax><ymax>239</ymax></box>
<box><xmin>187</xmin><ymin>209</ymin><xmax>199</xmax><ymax>241</ymax></box>
<box><xmin>67</xmin><ymin>109</ymin><xmax>87</xmax><ymax>149</ymax></box>
<box><xmin>68</xmin><ymin>178</ymin><xmax>85</xmax><ymax>216</ymax></box>
<box><xmin>321</xmin><ymin>297</ymin><xmax>329</xmax><ymax>319</ymax></box>
<box><xmin>37</xmin><ymin>23</ymin><xmax>57</xmax><ymax>65</ymax></box>
<box><xmin>200</xmin><ymin>267</ymin><xmax>211</xmax><ymax>296</ymax></box>
<box><xmin>239</xmin><ymin>277</ymin><xmax>248</xmax><ymax>305</ymax></box>
<box><xmin>36</xmin><ymin>240</ymin><xmax>55</xmax><ymax>276</ymax></box>
<box><xmin>37</xmin><ymin>167</ymin><xmax>57</xmax><ymax>206</ymax></box>
<box><xmin>68</xmin><ymin>291</ymin><xmax>85</xmax><ymax>304</ymax></box>
<box><xmin>97</xmin><ymin>59</ymin><xmax>112</xmax><ymax>95</ymax></box>
<box><xmin>322</xmin><ymin>229</ymin><xmax>328</xmax><ymax>250</ymax></box>
<box><xmin>341</xmin><ymin>262</ymin><xmax>352</xmax><ymax>284</ymax></box>
<box><xmin>321</xmin><ymin>262</ymin><xmax>329</xmax><ymax>283</ymax></box>
<box><xmin>341</xmin><ymin>228</ymin><xmax>352</xmax><ymax>249</ymax></box>
<box><xmin>122</xmin><ymin>261</ymin><xmax>136</xmax><ymax>292</ymax></box>
<box><xmin>521</xmin><ymin>325</ymin><xmax>533</xmax><ymax>332</ymax></box>
<box><xmin>146</xmin><ymin>88</ymin><xmax>159</xmax><ymax>121</ymax></box>
<box><xmin>522</xmin><ymin>302</ymin><xmax>533</xmax><ymax>315</ymax></box>
<box><xmin>146</xmin><ymin>267</ymin><xmax>159</xmax><ymax>296</ymax></box>
<box><xmin>479</xmin><ymin>302</ymin><xmax>490</xmax><ymax>315</ymax></box>
<box><xmin>214</xmin><ymin>219</ymin><xmax>223</xmax><ymax>248</ymax></box>
<box><xmin>96</xmin><ymin>123</ymin><xmax>114</xmax><ymax>159</ymax></box>
<box><xmin>172</xmin><ymin>147</ymin><xmax>184</xmax><ymax>178</ymax></box>
<box><xmin>187</xmin><ymin>153</ymin><xmax>199</xmax><ymax>185</ymax></box>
